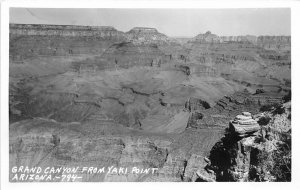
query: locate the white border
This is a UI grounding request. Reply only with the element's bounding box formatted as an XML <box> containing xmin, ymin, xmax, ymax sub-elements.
<box><xmin>1</xmin><ymin>1</ymin><xmax>300</xmax><ymax>190</ymax></box>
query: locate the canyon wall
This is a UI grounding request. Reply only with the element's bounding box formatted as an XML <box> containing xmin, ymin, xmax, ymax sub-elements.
<box><xmin>10</xmin><ymin>24</ymin><xmax>291</xmax><ymax>62</ymax></box>
<box><xmin>9</xmin><ymin>24</ymin><xmax>128</xmax><ymax>60</ymax></box>
<box><xmin>8</xmin><ymin>24</ymin><xmax>291</xmax><ymax>182</ymax></box>
<box><xmin>10</xmin><ymin>24</ymin><xmax>127</xmax><ymax>38</ymax></box>
<box><xmin>126</xmin><ymin>27</ymin><xmax>174</xmax><ymax>45</ymax></box>
<box><xmin>9</xmin><ymin>24</ymin><xmax>176</xmax><ymax>62</ymax></box>
<box><xmin>189</xmin><ymin>31</ymin><xmax>291</xmax><ymax>51</ymax></box>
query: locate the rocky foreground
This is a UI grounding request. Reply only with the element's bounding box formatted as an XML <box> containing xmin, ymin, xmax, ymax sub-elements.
<box><xmin>9</xmin><ymin>96</ymin><xmax>291</xmax><ymax>182</ymax></box>
<box><xmin>9</xmin><ymin>24</ymin><xmax>291</xmax><ymax>182</ymax></box>
<box><xmin>198</xmin><ymin>101</ymin><xmax>291</xmax><ymax>182</ymax></box>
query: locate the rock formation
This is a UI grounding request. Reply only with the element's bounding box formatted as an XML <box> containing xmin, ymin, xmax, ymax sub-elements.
<box><xmin>10</xmin><ymin>24</ymin><xmax>127</xmax><ymax>38</ymax></box>
<box><xmin>190</xmin><ymin>31</ymin><xmax>221</xmax><ymax>44</ymax></box>
<box><xmin>8</xmin><ymin>24</ymin><xmax>291</xmax><ymax>182</ymax></box>
<box><xmin>126</xmin><ymin>27</ymin><xmax>174</xmax><ymax>45</ymax></box>
<box><xmin>98</xmin><ymin>42</ymin><xmax>167</xmax><ymax>69</ymax></box>
<box><xmin>197</xmin><ymin>102</ymin><xmax>291</xmax><ymax>182</ymax></box>
<box><xmin>189</xmin><ymin>31</ymin><xmax>291</xmax><ymax>51</ymax></box>
<box><xmin>229</xmin><ymin>112</ymin><xmax>260</xmax><ymax>137</ymax></box>
<box><xmin>220</xmin><ymin>35</ymin><xmax>257</xmax><ymax>44</ymax></box>
<box><xmin>10</xmin><ymin>24</ymin><xmax>127</xmax><ymax>60</ymax></box>
<box><xmin>257</xmin><ymin>36</ymin><xmax>291</xmax><ymax>51</ymax></box>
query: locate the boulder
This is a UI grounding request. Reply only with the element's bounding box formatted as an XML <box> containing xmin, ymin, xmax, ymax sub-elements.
<box><xmin>229</xmin><ymin>112</ymin><xmax>260</xmax><ymax>137</ymax></box>
<box><xmin>234</xmin><ymin>115</ymin><xmax>252</xmax><ymax>121</ymax></box>
<box><xmin>242</xmin><ymin>112</ymin><xmax>252</xmax><ymax>117</ymax></box>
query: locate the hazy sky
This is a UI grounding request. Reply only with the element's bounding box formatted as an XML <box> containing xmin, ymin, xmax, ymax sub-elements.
<box><xmin>10</xmin><ymin>8</ymin><xmax>291</xmax><ymax>37</ymax></box>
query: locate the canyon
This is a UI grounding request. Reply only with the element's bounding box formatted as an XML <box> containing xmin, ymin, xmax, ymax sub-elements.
<box><xmin>9</xmin><ymin>24</ymin><xmax>291</xmax><ymax>182</ymax></box>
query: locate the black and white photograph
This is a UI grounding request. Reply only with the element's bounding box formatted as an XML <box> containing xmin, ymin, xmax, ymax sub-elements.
<box><xmin>1</xmin><ymin>0</ymin><xmax>298</xmax><ymax>187</ymax></box>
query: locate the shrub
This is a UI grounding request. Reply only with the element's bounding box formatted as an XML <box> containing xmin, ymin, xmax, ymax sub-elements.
<box><xmin>259</xmin><ymin>103</ymin><xmax>285</xmax><ymax>115</ymax></box>
<box><xmin>271</xmin><ymin>138</ymin><xmax>291</xmax><ymax>181</ymax></box>
<box><xmin>258</xmin><ymin>116</ymin><xmax>271</xmax><ymax>126</ymax></box>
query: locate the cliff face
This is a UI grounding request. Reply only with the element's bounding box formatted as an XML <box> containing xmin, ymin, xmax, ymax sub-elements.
<box><xmin>190</xmin><ymin>31</ymin><xmax>221</xmax><ymax>43</ymax></box>
<box><xmin>220</xmin><ymin>35</ymin><xmax>257</xmax><ymax>44</ymax></box>
<box><xmin>9</xmin><ymin>24</ymin><xmax>177</xmax><ymax>61</ymax></box>
<box><xmin>196</xmin><ymin>101</ymin><xmax>291</xmax><ymax>182</ymax></box>
<box><xmin>9</xmin><ymin>118</ymin><xmax>170</xmax><ymax>182</ymax></box>
<box><xmin>189</xmin><ymin>31</ymin><xmax>291</xmax><ymax>51</ymax></box>
<box><xmin>10</xmin><ymin>25</ymin><xmax>291</xmax><ymax>51</ymax></box>
<box><xmin>126</xmin><ymin>27</ymin><xmax>174</xmax><ymax>45</ymax></box>
<box><xmin>10</xmin><ymin>24</ymin><xmax>127</xmax><ymax>39</ymax></box>
<box><xmin>9</xmin><ymin>24</ymin><xmax>128</xmax><ymax>60</ymax></box>
<box><xmin>257</xmin><ymin>36</ymin><xmax>291</xmax><ymax>51</ymax></box>
<box><xmin>72</xmin><ymin>42</ymin><xmax>170</xmax><ymax>70</ymax></box>
<box><xmin>185</xmin><ymin>31</ymin><xmax>291</xmax><ymax>88</ymax></box>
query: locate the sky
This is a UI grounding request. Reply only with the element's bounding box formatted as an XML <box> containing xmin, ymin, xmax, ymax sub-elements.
<box><xmin>10</xmin><ymin>8</ymin><xmax>291</xmax><ymax>37</ymax></box>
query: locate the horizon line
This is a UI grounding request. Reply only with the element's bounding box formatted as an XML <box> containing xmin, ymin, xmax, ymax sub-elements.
<box><xmin>9</xmin><ymin>22</ymin><xmax>291</xmax><ymax>37</ymax></box>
